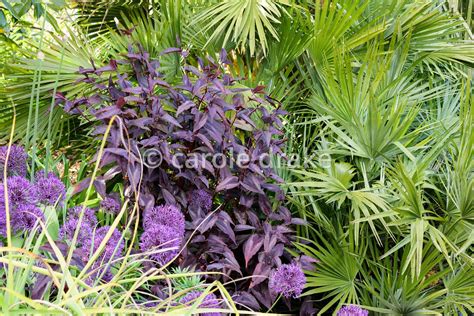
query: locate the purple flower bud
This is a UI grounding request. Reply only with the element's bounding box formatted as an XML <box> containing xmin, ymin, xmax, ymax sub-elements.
<box><xmin>13</xmin><ymin>204</ymin><xmax>44</xmax><ymax>232</ymax></box>
<box><xmin>7</xmin><ymin>176</ymin><xmax>37</xmax><ymax>207</ymax></box>
<box><xmin>82</xmin><ymin>226</ymin><xmax>124</xmax><ymax>264</ymax></box>
<box><xmin>139</xmin><ymin>224</ymin><xmax>182</xmax><ymax>266</ymax></box>
<box><xmin>35</xmin><ymin>171</ymin><xmax>66</xmax><ymax>206</ymax></box>
<box><xmin>188</xmin><ymin>189</ymin><xmax>213</xmax><ymax>212</ymax></box>
<box><xmin>337</xmin><ymin>305</ymin><xmax>369</xmax><ymax>316</ymax></box>
<box><xmin>0</xmin><ymin>145</ymin><xmax>27</xmax><ymax>177</ymax></box>
<box><xmin>143</xmin><ymin>204</ymin><xmax>185</xmax><ymax>235</ymax></box>
<box><xmin>269</xmin><ymin>263</ymin><xmax>306</xmax><ymax>298</ymax></box>
<box><xmin>100</xmin><ymin>197</ymin><xmax>121</xmax><ymax>215</ymax></box>
<box><xmin>180</xmin><ymin>291</ymin><xmax>221</xmax><ymax>316</ymax></box>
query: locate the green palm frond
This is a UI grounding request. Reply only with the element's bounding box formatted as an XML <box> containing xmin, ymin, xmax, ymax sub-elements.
<box><xmin>72</xmin><ymin>0</ymin><xmax>148</xmax><ymax>38</ymax></box>
<box><xmin>297</xmin><ymin>234</ymin><xmax>365</xmax><ymax>315</ymax></box>
<box><xmin>382</xmin><ymin>162</ymin><xmax>459</xmax><ymax>277</ymax></box>
<box><xmin>192</xmin><ymin>0</ymin><xmax>287</xmax><ymax>56</ymax></box>
<box><xmin>102</xmin><ymin>10</ymin><xmax>183</xmax><ymax>78</ymax></box>
<box><xmin>361</xmin><ymin>245</ymin><xmax>473</xmax><ymax>315</ymax></box>
<box><xmin>394</xmin><ymin>1</ymin><xmax>474</xmax><ymax>73</ymax></box>
<box><xmin>0</xmin><ymin>27</ymin><xmax>102</xmax><ymax>147</ymax></box>
<box><xmin>308</xmin><ymin>0</ymin><xmax>387</xmax><ymax>67</ymax></box>
<box><xmin>307</xmin><ymin>39</ymin><xmax>443</xmax><ymax>161</ymax></box>
<box><xmin>288</xmin><ymin>161</ymin><xmax>394</xmax><ymax>246</ymax></box>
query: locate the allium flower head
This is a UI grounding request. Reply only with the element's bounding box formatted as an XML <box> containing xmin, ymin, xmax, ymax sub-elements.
<box><xmin>188</xmin><ymin>189</ymin><xmax>213</xmax><ymax>212</ymax></box>
<box><xmin>100</xmin><ymin>196</ymin><xmax>121</xmax><ymax>215</ymax></box>
<box><xmin>85</xmin><ymin>262</ymin><xmax>114</xmax><ymax>286</ymax></box>
<box><xmin>60</xmin><ymin>206</ymin><xmax>97</xmax><ymax>247</ymax></box>
<box><xmin>13</xmin><ymin>204</ymin><xmax>44</xmax><ymax>232</ymax></box>
<box><xmin>140</xmin><ymin>224</ymin><xmax>182</xmax><ymax>266</ymax></box>
<box><xmin>83</xmin><ymin>226</ymin><xmax>124</xmax><ymax>263</ymax></box>
<box><xmin>180</xmin><ymin>290</ymin><xmax>221</xmax><ymax>316</ymax></box>
<box><xmin>0</xmin><ymin>205</ymin><xmax>6</xmax><ymax>237</ymax></box>
<box><xmin>1</xmin><ymin>199</ymin><xmax>43</xmax><ymax>236</ymax></box>
<box><xmin>7</xmin><ymin>176</ymin><xmax>37</xmax><ymax>206</ymax></box>
<box><xmin>337</xmin><ymin>305</ymin><xmax>369</xmax><ymax>316</ymax></box>
<box><xmin>67</xmin><ymin>206</ymin><xmax>97</xmax><ymax>227</ymax></box>
<box><xmin>269</xmin><ymin>263</ymin><xmax>306</xmax><ymax>298</ymax></box>
<box><xmin>0</xmin><ymin>182</ymin><xmax>11</xmax><ymax>216</ymax></box>
<box><xmin>35</xmin><ymin>171</ymin><xmax>66</xmax><ymax>206</ymax></box>
<box><xmin>0</xmin><ymin>240</ymin><xmax>3</xmax><ymax>269</ymax></box>
<box><xmin>0</xmin><ymin>185</ymin><xmax>8</xmax><ymax>231</ymax></box>
<box><xmin>143</xmin><ymin>204</ymin><xmax>185</xmax><ymax>235</ymax></box>
<box><xmin>0</xmin><ymin>145</ymin><xmax>27</xmax><ymax>177</ymax></box>
<box><xmin>0</xmin><ymin>185</ymin><xmax>6</xmax><ymax>207</ymax></box>
<box><xmin>59</xmin><ymin>217</ymin><xmax>93</xmax><ymax>246</ymax></box>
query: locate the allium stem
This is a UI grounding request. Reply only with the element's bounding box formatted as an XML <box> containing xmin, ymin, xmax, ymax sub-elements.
<box><xmin>267</xmin><ymin>294</ymin><xmax>282</xmax><ymax>313</ymax></box>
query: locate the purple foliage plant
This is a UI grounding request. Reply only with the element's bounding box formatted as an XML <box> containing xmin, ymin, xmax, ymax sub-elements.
<box><xmin>57</xmin><ymin>46</ymin><xmax>303</xmax><ymax>310</ymax></box>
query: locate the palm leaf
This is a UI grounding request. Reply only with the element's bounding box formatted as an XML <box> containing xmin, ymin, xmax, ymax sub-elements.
<box><xmin>191</xmin><ymin>0</ymin><xmax>287</xmax><ymax>56</ymax></box>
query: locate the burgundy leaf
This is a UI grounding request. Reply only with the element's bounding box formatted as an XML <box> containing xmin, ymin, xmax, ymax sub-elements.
<box><xmin>193</xmin><ymin>113</ymin><xmax>208</xmax><ymax>133</ymax></box>
<box><xmin>215</xmin><ymin>176</ymin><xmax>239</xmax><ymax>191</ymax></box>
<box><xmin>176</xmin><ymin>100</ymin><xmax>195</xmax><ymax>115</ymax></box>
<box><xmin>243</xmin><ymin>234</ymin><xmax>264</xmax><ymax>267</ymax></box>
<box><xmin>160</xmin><ymin>47</ymin><xmax>182</xmax><ymax>55</ymax></box>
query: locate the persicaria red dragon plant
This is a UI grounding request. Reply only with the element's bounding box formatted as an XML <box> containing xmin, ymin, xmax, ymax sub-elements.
<box><xmin>57</xmin><ymin>45</ymin><xmax>312</xmax><ymax>311</ymax></box>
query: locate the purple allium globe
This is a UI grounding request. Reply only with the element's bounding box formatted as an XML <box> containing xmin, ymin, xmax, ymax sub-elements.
<box><xmin>0</xmin><ymin>185</ymin><xmax>8</xmax><ymax>236</ymax></box>
<box><xmin>7</xmin><ymin>176</ymin><xmax>37</xmax><ymax>207</ymax></box>
<box><xmin>337</xmin><ymin>305</ymin><xmax>369</xmax><ymax>316</ymax></box>
<box><xmin>67</xmin><ymin>206</ymin><xmax>98</xmax><ymax>227</ymax></box>
<box><xmin>82</xmin><ymin>226</ymin><xmax>124</xmax><ymax>263</ymax></box>
<box><xmin>269</xmin><ymin>263</ymin><xmax>306</xmax><ymax>298</ymax></box>
<box><xmin>100</xmin><ymin>197</ymin><xmax>121</xmax><ymax>215</ymax></box>
<box><xmin>140</xmin><ymin>224</ymin><xmax>182</xmax><ymax>265</ymax></box>
<box><xmin>60</xmin><ymin>206</ymin><xmax>97</xmax><ymax>246</ymax></box>
<box><xmin>0</xmin><ymin>205</ymin><xmax>6</xmax><ymax>237</ymax></box>
<box><xmin>35</xmin><ymin>171</ymin><xmax>66</xmax><ymax>206</ymax></box>
<box><xmin>13</xmin><ymin>204</ymin><xmax>44</xmax><ymax>232</ymax></box>
<box><xmin>85</xmin><ymin>262</ymin><xmax>114</xmax><ymax>286</ymax></box>
<box><xmin>143</xmin><ymin>204</ymin><xmax>185</xmax><ymax>235</ymax></box>
<box><xmin>0</xmin><ymin>185</ymin><xmax>6</xmax><ymax>206</ymax></box>
<box><xmin>188</xmin><ymin>189</ymin><xmax>213</xmax><ymax>212</ymax></box>
<box><xmin>0</xmin><ymin>145</ymin><xmax>27</xmax><ymax>177</ymax></box>
<box><xmin>180</xmin><ymin>291</ymin><xmax>221</xmax><ymax>316</ymax></box>
<box><xmin>59</xmin><ymin>217</ymin><xmax>93</xmax><ymax>246</ymax></box>
<box><xmin>0</xmin><ymin>239</ymin><xmax>3</xmax><ymax>269</ymax></box>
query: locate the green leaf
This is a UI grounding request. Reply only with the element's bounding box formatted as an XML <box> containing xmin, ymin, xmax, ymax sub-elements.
<box><xmin>0</xmin><ymin>9</ymin><xmax>7</xmax><ymax>28</ymax></box>
<box><xmin>13</xmin><ymin>0</ymin><xmax>32</xmax><ymax>19</ymax></box>
<box><xmin>42</xmin><ymin>205</ymin><xmax>59</xmax><ymax>240</ymax></box>
<box><xmin>1</xmin><ymin>0</ymin><xmax>19</xmax><ymax>19</ymax></box>
<box><xmin>33</xmin><ymin>2</ymin><xmax>44</xmax><ymax>19</ymax></box>
<box><xmin>192</xmin><ymin>0</ymin><xmax>285</xmax><ymax>56</ymax></box>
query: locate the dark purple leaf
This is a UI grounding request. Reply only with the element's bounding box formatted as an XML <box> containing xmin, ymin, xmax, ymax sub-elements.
<box><xmin>160</xmin><ymin>47</ymin><xmax>182</xmax><ymax>55</ymax></box>
<box><xmin>243</xmin><ymin>234</ymin><xmax>264</xmax><ymax>267</ymax></box>
<box><xmin>215</xmin><ymin>176</ymin><xmax>239</xmax><ymax>191</ymax></box>
<box><xmin>176</xmin><ymin>100</ymin><xmax>195</xmax><ymax>115</ymax></box>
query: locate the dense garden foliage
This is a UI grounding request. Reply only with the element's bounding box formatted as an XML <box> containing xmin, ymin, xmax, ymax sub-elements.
<box><xmin>0</xmin><ymin>0</ymin><xmax>473</xmax><ymax>315</ymax></box>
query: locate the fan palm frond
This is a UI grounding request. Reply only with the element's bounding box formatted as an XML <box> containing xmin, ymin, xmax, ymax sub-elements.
<box><xmin>0</xmin><ymin>27</ymin><xmax>102</xmax><ymax>147</ymax></box>
<box><xmin>191</xmin><ymin>0</ymin><xmax>287</xmax><ymax>56</ymax></box>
